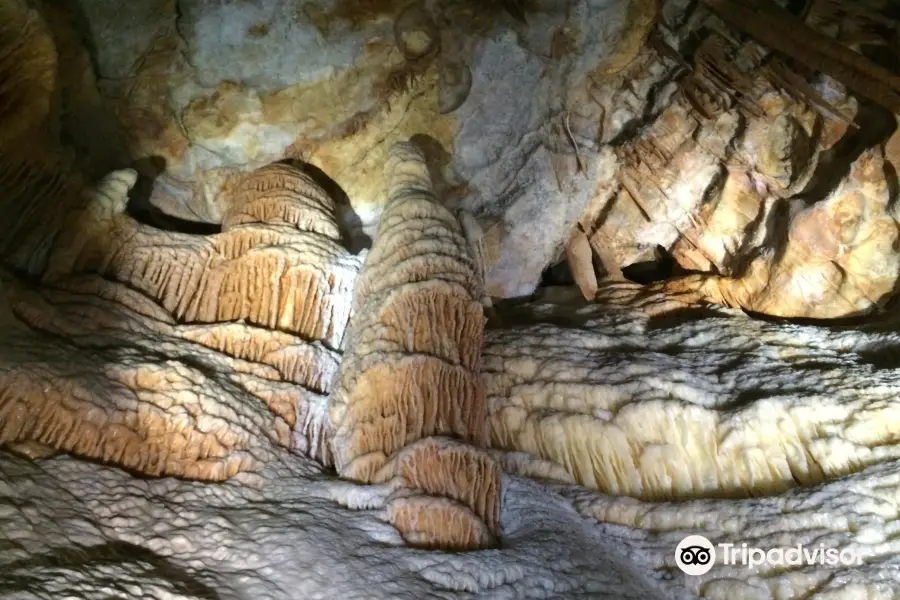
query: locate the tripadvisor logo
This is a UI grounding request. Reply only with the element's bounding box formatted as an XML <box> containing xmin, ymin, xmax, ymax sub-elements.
<box><xmin>675</xmin><ymin>535</ymin><xmax>716</xmax><ymax>576</ymax></box>
<box><xmin>675</xmin><ymin>535</ymin><xmax>869</xmax><ymax>576</ymax></box>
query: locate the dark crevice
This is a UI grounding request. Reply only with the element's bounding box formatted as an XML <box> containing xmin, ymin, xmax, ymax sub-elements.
<box><xmin>784</xmin><ymin>0</ymin><xmax>807</xmax><ymax>16</ymax></box>
<box><xmin>540</xmin><ymin>259</ymin><xmax>575</xmax><ymax>287</ymax></box>
<box><xmin>488</xmin><ymin>293</ymin><xmax>597</xmax><ymax>330</ymax></box>
<box><xmin>796</xmin><ymin>101</ymin><xmax>898</xmax><ymax>207</ymax></box>
<box><xmin>0</xmin><ymin>541</ymin><xmax>223</xmax><ymax>600</ymax></box>
<box><xmin>739</xmin><ymin>307</ymin><xmax>887</xmax><ymax>329</ymax></box>
<box><xmin>859</xmin><ymin>42</ymin><xmax>900</xmax><ymax>74</ymax></box>
<box><xmin>621</xmin><ymin>259</ymin><xmax>675</xmax><ymax>284</ymax></box>
<box><xmin>731</xmin><ymin>196</ymin><xmax>789</xmax><ymax>280</ymax></box>
<box><xmin>857</xmin><ymin>346</ymin><xmax>900</xmax><ymax>370</ymax></box>
<box><xmin>621</xmin><ymin>245</ymin><xmax>688</xmax><ymax>284</ymax></box>
<box><xmin>728</xmin><ymin>193</ymin><xmax>773</xmax><ymax>278</ymax></box>
<box><xmin>125</xmin><ymin>156</ymin><xmax>221</xmax><ymax>235</ymax></box>
<box><xmin>57</xmin><ymin>0</ymin><xmax>102</xmax><ymax>89</ymax></box>
<box><xmin>884</xmin><ymin>158</ymin><xmax>899</xmax><ymax>212</ymax></box>
<box><xmin>678</xmin><ymin>24</ymin><xmax>713</xmax><ymax>64</ymax></box>
<box><xmin>644</xmin><ymin>306</ymin><xmax>728</xmax><ymax>330</ymax></box>
<box><xmin>885</xmin><ymin>3</ymin><xmax>900</xmax><ymax>20</ymax></box>
<box><xmin>126</xmin><ymin>198</ymin><xmax>223</xmax><ymax>235</ymax></box>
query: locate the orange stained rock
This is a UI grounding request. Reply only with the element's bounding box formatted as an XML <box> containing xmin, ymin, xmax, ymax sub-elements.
<box><xmin>43</xmin><ymin>165</ymin><xmax>362</xmax><ymax>349</ymax></box>
<box><xmin>384</xmin><ymin>437</ymin><xmax>501</xmax><ymax>550</ymax></box>
<box><xmin>222</xmin><ymin>162</ymin><xmax>345</xmax><ymax>239</ymax></box>
<box><xmin>0</xmin><ymin>336</ymin><xmax>280</xmax><ymax>481</ymax></box>
<box><xmin>566</xmin><ymin>227</ymin><xmax>599</xmax><ymax>301</ymax></box>
<box><xmin>328</xmin><ymin>141</ymin><xmax>500</xmax><ymax>549</ymax></box>
<box><xmin>6</xmin><ymin>268</ymin><xmax>343</xmax><ymax>440</ymax></box>
<box><xmin>662</xmin><ymin>147</ymin><xmax>900</xmax><ymax>319</ymax></box>
<box><xmin>0</xmin><ymin>245</ymin><xmax>343</xmax><ymax>480</ymax></box>
<box><xmin>1</xmin><ymin>154</ymin><xmax>361</xmax><ymax>481</ymax></box>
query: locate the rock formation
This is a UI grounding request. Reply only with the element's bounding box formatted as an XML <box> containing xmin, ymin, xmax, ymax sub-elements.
<box><xmin>2</xmin><ymin>0</ymin><xmax>900</xmax><ymax>598</ymax></box>
<box><xmin>0</xmin><ymin>160</ymin><xmax>362</xmax><ymax>480</ymax></box>
<box><xmin>328</xmin><ymin>141</ymin><xmax>500</xmax><ymax>549</ymax></box>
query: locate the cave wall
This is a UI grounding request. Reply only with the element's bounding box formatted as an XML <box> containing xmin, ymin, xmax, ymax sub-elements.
<box><xmin>54</xmin><ymin>0</ymin><xmax>900</xmax><ymax>312</ymax></box>
<box><xmin>2</xmin><ymin>0</ymin><xmax>900</xmax><ymax>599</ymax></box>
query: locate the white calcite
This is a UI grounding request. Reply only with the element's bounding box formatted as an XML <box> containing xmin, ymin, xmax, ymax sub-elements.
<box><xmin>4</xmin><ymin>288</ymin><xmax>900</xmax><ymax>598</ymax></box>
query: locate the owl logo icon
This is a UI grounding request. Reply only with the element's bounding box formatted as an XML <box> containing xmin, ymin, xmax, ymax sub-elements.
<box><xmin>675</xmin><ymin>535</ymin><xmax>716</xmax><ymax>575</ymax></box>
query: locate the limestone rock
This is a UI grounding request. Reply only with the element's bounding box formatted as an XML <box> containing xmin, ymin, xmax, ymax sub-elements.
<box><xmin>1</xmin><ymin>155</ymin><xmax>360</xmax><ymax>480</ymax></box>
<box><xmin>4</xmin><ymin>2</ymin><xmax>900</xmax><ymax>598</ymax></box>
<box><xmin>486</xmin><ymin>283</ymin><xmax>900</xmax><ymax>498</ymax></box>
<box><xmin>665</xmin><ymin>146</ymin><xmax>900</xmax><ymax>318</ymax></box>
<box><xmin>6</xmin><ymin>284</ymin><xmax>900</xmax><ymax>597</ymax></box>
<box><xmin>327</xmin><ymin>141</ymin><xmax>499</xmax><ymax>549</ymax></box>
<box><xmin>71</xmin><ymin>0</ymin><xmax>665</xmax><ymax>299</ymax></box>
<box><xmin>569</xmin><ymin>1</ymin><xmax>900</xmax><ymax>320</ymax></box>
<box><xmin>46</xmin><ymin>0</ymin><xmax>900</xmax><ymax>311</ymax></box>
